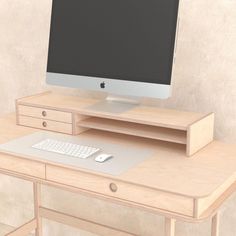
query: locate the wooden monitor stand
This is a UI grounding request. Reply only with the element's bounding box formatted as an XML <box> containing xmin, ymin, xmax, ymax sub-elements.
<box><xmin>16</xmin><ymin>91</ymin><xmax>214</xmax><ymax>157</ymax></box>
<box><xmin>1</xmin><ymin>91</ymin><xmax>235</xmax><ymax>236</ymax></box>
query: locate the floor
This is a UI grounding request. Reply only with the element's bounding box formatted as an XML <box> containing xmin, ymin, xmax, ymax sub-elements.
<box><xmin>0</xmin><ymin>222</ymin><xmax>34</xmax><ymax>236</ymax></box>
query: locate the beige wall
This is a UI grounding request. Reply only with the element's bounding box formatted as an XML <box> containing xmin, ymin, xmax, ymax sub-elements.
<box><xmin>0</xmin><ymin>0</ymin><xmax>236</xmax><ymax>235</ymax></box>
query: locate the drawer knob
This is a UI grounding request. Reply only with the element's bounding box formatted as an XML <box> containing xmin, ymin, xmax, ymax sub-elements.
<box><xmin>42</xmin><ymin>111</ymin><xmax>47</xmax><ymax>117</ymax></box>
<box><xmin>42</xmin><ymin>121</ymin><xmax>47</xmax><ymax>127</ymax></box>
<box><xmin>109</xmin><ymin>183</ymin><xmax>118</xmax><ymax>192</ymax></box>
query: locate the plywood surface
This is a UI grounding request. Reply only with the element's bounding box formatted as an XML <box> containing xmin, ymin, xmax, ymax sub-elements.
<box><xmin>0</xmin><ymin>223</ymin><xmax>34</xmax><ymax>236</ymax></box>
<box><xmin>187</xmin><ymin>113</ymin><xmax>215</xmax><ymax>156</ymax></box>
<box><xmin>46</xmin><ymin>165</ymin><xmax>194</xmax><ymax>216</ymax></box>
<box><xmin>18</xmin><ymin>116</ymin><xmax>73</xmax><ymax>134</ymax></box>
<box><xmin>17</xmin><ymin>92</ymin><xmax>205</xmax><ymax>130</ymax></box>
<box><xmin>18</xmin><ymin>105</ymin><xmax>72</xmax><ymax>123</ymax></box>
<box><xmin>1</xmin><ymin>113</ymin><xmax>236</xmax><ymax>200</ymax></box>
<box><xmin>79</xmin><ymin>117</ymin><xmax>187</xmax><ymax>144</ymax></box>
<box><xmin>0</xmin><ymin>223</ymin><xmax>15</xmax><ymax>236</ymax></box>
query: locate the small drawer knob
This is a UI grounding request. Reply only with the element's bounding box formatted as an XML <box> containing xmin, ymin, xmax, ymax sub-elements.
<box><xmin>42</xmin><ymin>111</ymin><xmax>47</xmax><ymax>117</ymax></box>
<box><xmin>42</xmin><ymin>121</ymin><xmax>47</xmax><ymax>127</ymax></box>
<box><xmin>109</xmin><ymin>183</ymin><xmax>118</xmax><ymax>192</ymax></box>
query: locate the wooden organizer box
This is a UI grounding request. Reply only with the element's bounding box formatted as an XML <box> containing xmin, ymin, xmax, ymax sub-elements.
<box><xmin>16</xmin><ymin>92</ymin><xmax>215</xmax><ymax>157</ymax></box>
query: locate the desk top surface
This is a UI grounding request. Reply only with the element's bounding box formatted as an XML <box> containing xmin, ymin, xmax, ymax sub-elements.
<box><xmin>1</xmin><ymin>113</ymin><xmax>236</xmax><ymax>199</ymax></box>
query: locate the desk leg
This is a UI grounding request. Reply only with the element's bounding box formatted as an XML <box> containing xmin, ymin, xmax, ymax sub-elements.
<box><xmin>211</xmin><ymin>213</ymin><xmax>219</xmax><ymax>236</ymax></box>
<box><xmin>165</xmin><ymin>218</ymin><xmax>176</xmax><ymax>236</ymax></box>
<box><xmin>34</xmin><ymin>183</ymin><xmax>42</xmax><ymax>236</ymax></box>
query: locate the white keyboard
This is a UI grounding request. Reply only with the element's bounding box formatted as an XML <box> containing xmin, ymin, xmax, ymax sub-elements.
<box><xmin>32</xmin><ymin>139</ymin><xmax>100</xmax><ymax>159</ymax></box>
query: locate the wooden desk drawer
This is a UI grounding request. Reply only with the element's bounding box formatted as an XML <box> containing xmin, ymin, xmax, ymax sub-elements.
<box><xmin>19</xmin><ymin>116</ymin><xmax>73</xmax><ymax>134</ymax></box>
<box><xmin>46</xmin><ymin>165</ymin><xmax>194</xmax><ymax>217</ymax></box>
<box><xmin>0</xmin><ymin>153</ymin><xmax>45</xmax><ymax>179</ymax></box>
<box><xmin>18</xmin><ymin>105</ymin><xmax>72</xmax><ymax>123</ymax></box>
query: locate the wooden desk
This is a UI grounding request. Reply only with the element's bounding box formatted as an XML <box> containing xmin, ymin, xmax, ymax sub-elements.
<box><xmin>1</xmin><ymin>113</ymin><xmax>236</xmax><ymax>236</ymax></box>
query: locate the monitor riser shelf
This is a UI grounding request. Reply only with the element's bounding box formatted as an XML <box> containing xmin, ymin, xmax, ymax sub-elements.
<box><xmin>16</xmin><ymin>91</ymin><xmax>215</xmax><ymax>157</ymax></box>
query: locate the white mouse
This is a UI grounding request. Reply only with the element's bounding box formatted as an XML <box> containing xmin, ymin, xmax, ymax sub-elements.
<box><xmin>95</xmin><ymin>154</ymin><xmax>113</xmax><ymax>163</ymax></box>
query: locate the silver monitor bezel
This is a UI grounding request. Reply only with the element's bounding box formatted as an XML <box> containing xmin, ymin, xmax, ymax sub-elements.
<box><xmin>46</xmin><ymin>72</ymin><xmax>172</xmax><ymax>99</ymax></box>
<box><xmin>46</xmin><ymin>0</ymin><xmax>181</xmax><ymax>99</ymax></box>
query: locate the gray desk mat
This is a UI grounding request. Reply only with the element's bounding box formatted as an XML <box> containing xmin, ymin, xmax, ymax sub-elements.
<box><xmin>0</xmin><ymin>131</ymin><xmax>153</xmax><ymax>176</ymax></box>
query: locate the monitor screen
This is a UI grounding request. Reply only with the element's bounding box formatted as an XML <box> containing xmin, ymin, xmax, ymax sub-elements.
<box><xmin>47</xmin><ymin>0</ymin><xmax>179</xmax><ymax>86</ymax></box>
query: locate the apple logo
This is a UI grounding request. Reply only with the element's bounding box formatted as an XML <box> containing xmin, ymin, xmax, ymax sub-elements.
<box><xmin>100</xmin><ymin>82</ymin><xmax>105</xmax><ymax>89</ymax></box>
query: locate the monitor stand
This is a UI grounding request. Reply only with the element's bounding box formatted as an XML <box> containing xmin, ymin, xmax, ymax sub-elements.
<box><xmin>86</xmin><ymin>94</ymin><xmax>141</xmax><ymax>114</ymax></box>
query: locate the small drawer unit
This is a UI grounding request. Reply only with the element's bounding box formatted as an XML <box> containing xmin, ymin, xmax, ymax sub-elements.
<box><xmin>17</xmin><ymin>104</ymin><xmax>73</xmax><ymax>134</ymax></box>
<box><xmin>18</xmin><ymin>105</ymin><xmax>72</xmax><ymax>123</ymax></box>
<box><xmin>18</xmin><ymin>115</ymin><xmax>73</xmax><ymax>134</ymax></box>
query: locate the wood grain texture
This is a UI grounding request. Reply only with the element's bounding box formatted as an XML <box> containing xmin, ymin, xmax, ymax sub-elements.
<box><xmin>17</xmin><ymin>92</ymin><xmax>207</xmax><ymax>130</ymax></box>
<box><xmin>18</xmin><ymin>105</ymin><xmax>72</xmax><ymax>123</ymax></box>
<box><xmin>79</xmin><ymin>117</ymin><xmax>187</xmax><ymax>144</ymax></box>
<box><xmin>187</xmin><ymin>113</ymin><xmax>215</xmax><ymax>156</ymax></box>
<box><xmin>199</xmin><ymin>182</ymin><xmax>236</xmax><ymax>221</ymax></box>
<box><xmin>18</xmin><ymin>115</ymin><xmax>73</xmax><ymax>134</ymax></box>
<box><xmin>211</xmin><ymin>213</ymin><xmax>219</xmax><ymax>236</ymax></box>
<box><xmin>0</xmin><ymin>168</ymin><xmax>206</xmax><ymax>223</ymax></box>
<box><xmin>0</xmin><ymin>223</ymin><xmax>15</xmax><ymax>236</ymax></box>
<box><xmin>165</xmin><ymin>218</ymin><xmax>176</xmax><ymax>236</ymax></box>
<box><xmin>46</xmin><ymin>165</ymin><xmax>194</xmax><ymax>217</ymax></box>
<box><xmin>34</xmin><ymin>183</ymin><xmax>42</xmax><ymax>236</ymax></box>
<box><xmin>1</xmin><ymin>0</ymin><xmax>236</xmax><ymax>234</ymax></box>
<box><xmin>196</xmin><ymin>173</ymin><xmax>236</xmax><ymax>217</ymax></box>
<box><xmin>0</xmin><ymin>153</ymin><xmax>45</xmax><ymax>179</ymax></box>
<box><xmin>73</xmin><ymin>114</ymin><xmax>90</xmax><ymax>135</ymax></box>
<box><xmin>0</xmin><ymin>113</ymin><xmax>236</xmax><ymax>222</ymax></box>
<box><xmin>1</xmin><ymin>114</ymin><xmax>236</xmax><ymax>199</ymax></box>
<box><xmin>16</xmin><ymin>92</ymin><xmax>215</xmax><ymax>156</ymax></box>
<box><xmin>39</xmin><ymin>207</ymin><xmax>134</xmax><ymax>236</ymax></box>
<box><xmin>5</xmin><ymin>219</ymin><xmax>37</xmax><ymax>236</ymax></box>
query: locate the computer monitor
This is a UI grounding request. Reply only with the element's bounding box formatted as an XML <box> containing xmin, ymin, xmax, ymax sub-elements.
<box><xmin>46</xmin><ymin>0</ymin><xmax>180</xmax><ymax>100</ymax></box>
